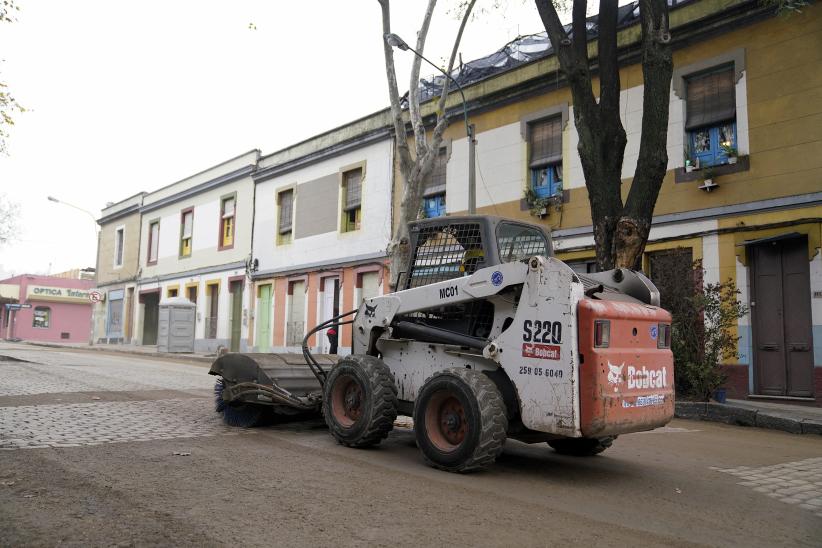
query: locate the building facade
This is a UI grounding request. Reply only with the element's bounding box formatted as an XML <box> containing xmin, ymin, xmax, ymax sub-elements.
<box><xmin>249</xmin><ymin>119</ymin><xmax>394</xmax><ymax>354</ymax></box>
<box><xmin>134</xmin><ymin>150</ymin><xmax>259</xmax><ymax>353</ymax></box>
<box><xmin>93</xmin><ymin>192</ymin><xmax>146</xmax><ymax>344</ymax></box>
<box><xmin>391</xmin><ymin>0</ymin><xmax>821</xmax><ymax>404</ymax></box>
<box><xmin>0</xmin><ymin>274</ymin><xmax>94</xmax><ymax>343</ymax></box>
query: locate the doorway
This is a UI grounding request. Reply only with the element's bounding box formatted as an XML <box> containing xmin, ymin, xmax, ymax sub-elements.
<box><xmin>256</xmin><ymin>284</ymin><xmax>272</xmax><ymax>353</ymax></box>
<box><xmin>319</xmin><ymin>277</ymin><xmax>340</xmax><ymax>353</ymax></box>
<box><xmin>142</xmin><ymin>292</ymin><xmax>160</xmax><ymax>345</ymax></box>
<box><xmin>229</xmin><ymin>279</ymin><xmax>244</xmax><ymax>352</ymax></box>
<box><xmin>286</xmin><ymin>280</ymin><xmax>306</xmax><ymax>348</ymax></box>
<box><xmin>750</xmin><ymin>235</ymin><xmax>814</xmax><ymax>398</ymax></box>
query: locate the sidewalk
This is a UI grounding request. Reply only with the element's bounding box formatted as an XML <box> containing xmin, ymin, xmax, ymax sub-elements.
<box><xmin>14</xmin><ymin>340</ymin><xmax>217</xmax><ymax>365</ymax></box>
<box><xmin>676</xmin><ymin>398</ymin><xmax>822</xmax><ymax>435</ymax></box>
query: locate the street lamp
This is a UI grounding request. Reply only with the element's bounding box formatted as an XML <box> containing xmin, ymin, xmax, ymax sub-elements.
<box><xmin>384</xmin><ymin>32</ymin><xmax>477</xmax><ymax>214</ymax></box>
<box><xmin>47</xmin><ymin>195</ymin><xmax>100</xmax><ymax>345</ymax></box>
<box><xmin>47</xmin><ymin>195</ymin><xmax>99</xmax><ymax>246</ymax></box>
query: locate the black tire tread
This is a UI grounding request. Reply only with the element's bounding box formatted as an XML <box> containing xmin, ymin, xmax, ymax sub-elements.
<box><xmin>323</xmin><ymin>355</ymin><xmax>398</xmax><ymax>448</ymax></box>
<box><xmin>416</xmin><ymin>368</ymin><xmax>507</xmax><ymax>473</ymax></box>
<box><xmin>548</xmin><ymin>436</ymin><xmax>615</xmax><ymax>456</ymax></box>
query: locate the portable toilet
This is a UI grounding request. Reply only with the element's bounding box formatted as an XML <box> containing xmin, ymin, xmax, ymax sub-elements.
<box><xmin>158</xmin><ymin>296</ymin><xmax>196</xmax><ymax>353</ymax></box>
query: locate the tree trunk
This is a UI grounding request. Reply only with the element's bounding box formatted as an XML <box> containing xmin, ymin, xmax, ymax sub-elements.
<box><xmin>536</xmin><ymin>0</ymin><xmax>672</xmax><ymax>271</ymax></box>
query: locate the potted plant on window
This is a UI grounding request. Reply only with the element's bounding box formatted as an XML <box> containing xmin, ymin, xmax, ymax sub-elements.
<box><xmin>523</xmin><ymin>188</ymin><xmax>556</xmax><ymax>218</ymax></box>
<box><xmin>698</xmin><ymin>167</ymin><xmax>718</xmax><ymax>192</ymax></box>
<box><xmin>684</xmin><ymin>148</ymin><xmax>695</xmax><ymax>172</ymax></box>
<box><xmin>720</xmin><ymin>143</ymin><xmax>738</xmax><ymax>164</ymax></box>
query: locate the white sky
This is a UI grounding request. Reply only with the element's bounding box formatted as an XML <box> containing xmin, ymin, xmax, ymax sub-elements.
<box><xmin>0</xmin><ymin>0</ymin><xmax>565</xmax><ymax>278</ymax></box>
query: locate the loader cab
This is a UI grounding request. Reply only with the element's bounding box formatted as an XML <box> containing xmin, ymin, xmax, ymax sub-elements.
<box><xmin>404</xmin><ymin>216</ymin><xmax>553</xmax><ymax>290</ymax></box>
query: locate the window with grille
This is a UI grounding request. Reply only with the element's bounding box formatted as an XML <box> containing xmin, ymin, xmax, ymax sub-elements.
<box><xmin>342</xmin><ymin>168</ymin><xmax>362</xmax><ymax>232</ymax></box>
<box><xmin>686</xmin><ymin>65</ymin><xmax>737</xmax><ymax>167</ymax></box>
<box><xmin>406</xmin><ymin>223</ymin><xmax>484</xmax><ymax>289</ymax></box>
<box><xmin>496</xmin><ymin>223</ymin><xmax>550</xmax><ymax>263</ymax></box>
<box><xmin>180</xmin><ymin>209</ymin><xmax>193</xmax><ymax>257</ymax></box>
<box><xmin>528</xmin><ymin>116</ymin><xmax>563</xmax><ymax>198</ymax></box>
<box><xmin>147</xmin><ymin>220</ymin><xmax>160</xmax><ymax>264</ymax></box>
<box><xmin>423</xmin><ymin>148</ymin><xmax>447</xmax><ymax>218</ymax></box>
<box><xmin>278</xmin><ymin>189</ymin><xmax>294</xmax><ymax>244</ymax></box>
<box><xmin>114</xmin><ymin>227</ymin><xmax>124</xmax><ymax>267</ymax></box>
<box><xmin>219</xmin><ymin>195</ymin><xmax>235</xmax><ymax>249</ymax></box>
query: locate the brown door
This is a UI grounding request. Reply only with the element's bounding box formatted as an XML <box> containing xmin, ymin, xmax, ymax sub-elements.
<box><xmin>229</xmin><ymin>280</ymin><xmax>243</xmax><ymax>352</ymax></box>
<box><xmin>142</xmin><ymin>293</ymin><xmax>160</xmax><ymax>346</ymax></box>
<box><xmin>750</xmin><ymin>236</ymin><xmax>814</xmax><ymax>397</ymax></box>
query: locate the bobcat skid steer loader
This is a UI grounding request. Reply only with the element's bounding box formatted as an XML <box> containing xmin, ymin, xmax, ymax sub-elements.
<box><xmin>210</xmin><ymin>216</ymin><xmax>674</xmax><ymax>472</ymax></box>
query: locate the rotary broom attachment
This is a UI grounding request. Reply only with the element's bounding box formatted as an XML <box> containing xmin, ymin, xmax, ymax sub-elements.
<box><xmin>213</xmin><ymin>378</ymin><xmax>267</xmax><ymax>428</ymax></box>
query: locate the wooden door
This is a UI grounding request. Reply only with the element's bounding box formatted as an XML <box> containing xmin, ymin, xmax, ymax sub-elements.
<box><xmin>256</xmin><ymin>285</ymin><xmax>272</xmax><ymax>353</ymax></box>
<box><xmin>751</xmin><ymin>236</ymin><xmax>814</xmax><ymax>397</ymax></box>
<box><xmin>229</xmin><ymin>280</ymin><xmax>243</xmax><ymax>352</ymax></box>
<box><xmin>286</xmin><ymin>281</ymin><xmax>306</xmax><ymax>347</ymax></box>
<box><xmin>142</xmin><ymin>293</ymin><xmax>159</xmax><ymax>345</ymax></box>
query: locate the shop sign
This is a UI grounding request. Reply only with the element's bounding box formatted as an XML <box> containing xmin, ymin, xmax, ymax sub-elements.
<box><xmin>26</xmin><ymin>285</ymin><xmax>92</xmax><ymax>304</ymax></box>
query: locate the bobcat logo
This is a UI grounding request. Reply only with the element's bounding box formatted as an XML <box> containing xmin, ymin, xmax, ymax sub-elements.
<box><xmin>364</xmin><ymin>302</ymin><xmax>378</xmax><ymax>318</ymax></box>
<box><xmin>607</xmin><ymin>361</ymin><xmax>625</xmax><ymax>392</ymax></box>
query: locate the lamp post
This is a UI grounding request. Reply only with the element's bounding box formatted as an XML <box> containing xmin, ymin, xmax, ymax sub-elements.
<box><xmin>47</xmin><ymin>195</ymin><xmax>99</xmax><ymax>346</ymax></box>
<box><xmin>384</xmin><ymin>32</ymin><xmax>477</xmax><ymax>214</ymax></box>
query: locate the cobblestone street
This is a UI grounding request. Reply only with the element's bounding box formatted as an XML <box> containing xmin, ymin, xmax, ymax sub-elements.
<box><xmin>1</xmin><ymin>342</ymin><xmax>821</xmax><ymax>547</ymax></box>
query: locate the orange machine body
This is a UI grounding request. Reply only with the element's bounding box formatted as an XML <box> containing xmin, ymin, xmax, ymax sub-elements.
<box><xmin>577</xmin><ymin>299</ymin><xmax>674</xmax><ymax>437</ymax></box>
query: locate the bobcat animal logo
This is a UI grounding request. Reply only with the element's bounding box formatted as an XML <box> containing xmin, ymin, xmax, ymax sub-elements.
<box><xmin>607</xmin><ymin>361</ymin><xmax>625</xmax><ymax>392</ymax></box>
<box><xmin>364</xmin><ymin>302</ymin><xmax>378</xmax><ymax>318</ymax></box>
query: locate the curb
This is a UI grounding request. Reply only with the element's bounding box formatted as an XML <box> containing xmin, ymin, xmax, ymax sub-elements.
<box><xmin>675</xmin><ymin>401</ymin><xmax>822</xmax><ymax>435</ymax></box>
<box><xmin>18</xmin><ymin>341</ymin><xmax>215</xmax><ymax>365</ymax></box>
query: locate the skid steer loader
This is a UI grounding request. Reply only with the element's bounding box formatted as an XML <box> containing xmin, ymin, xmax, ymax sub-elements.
<box><xmin>210</xmin><ymin>215</ymin><xmax>674</xmax><ymax>472</ymax></box>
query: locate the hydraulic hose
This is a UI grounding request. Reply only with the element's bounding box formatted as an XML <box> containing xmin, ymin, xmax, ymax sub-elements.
<box><xmin>301</xmin><ymin>308</ymin><xmax>358</xmax><ymax>387</ymax></box>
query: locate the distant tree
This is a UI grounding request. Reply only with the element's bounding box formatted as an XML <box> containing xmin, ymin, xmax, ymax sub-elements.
<box><xmin>0</xmin><ymin>193</ymin><xmax>20</xmax><ymax>245</ymax></box>
<box><xmin>1</xmin><ymin>0</ymin><xmax>25</xmax><ymax>155</ymax></box>
<box><xmin>379</xmin><ymin>0</ymin><xmax>476</xmax><ymax>289</ymax></box>
<box><xmin>535</xmin><ymin>0</ymin><xmax>673</xmax><ymax>270</ymax></box>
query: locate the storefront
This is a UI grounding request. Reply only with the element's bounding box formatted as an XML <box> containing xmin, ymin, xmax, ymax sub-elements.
<box><xmin>0</xmin><ymin>275</ymin><xmax>95</xmax><ymax>344</ymax></box>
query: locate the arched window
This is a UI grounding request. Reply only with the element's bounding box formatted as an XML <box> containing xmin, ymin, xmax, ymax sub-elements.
<box><xmin>33</xmin><ymin>306</ymin><xmax>50</xmax><ymax>329</ymax></box>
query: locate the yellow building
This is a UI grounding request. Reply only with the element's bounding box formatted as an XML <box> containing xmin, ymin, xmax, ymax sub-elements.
<box><xmin>393</xmin><ymin>0</ymin><xmax>822</xmax><ymax>404</ymax></box>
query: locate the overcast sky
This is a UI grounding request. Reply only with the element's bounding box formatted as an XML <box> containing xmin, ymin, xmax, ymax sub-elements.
<box><xmin>0</xmin><ymin>0</ymin><xmax>562</xmax><ymax>278</ymax></box>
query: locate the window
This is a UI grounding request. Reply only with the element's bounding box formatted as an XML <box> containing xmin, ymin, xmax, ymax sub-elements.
<box><xmin>497</xmin><ymin>223</ymin><xmax>551</xmax><ymax>264</ymax></box>
<box><xmin>147</xmin><ymin>220</ymin><xmax>160</xmax><ymax>265</ymax></box>
<box><xmin>423</xmin><ymin>148</ymin><xmax>447</xmax><ymax>218</ymax></box>
<box><xmin>342</xmin><ymin>168</ymin><xmax>362</xmax><ymax>232</ymax></box>
<box><xmin>180</xmin><ymin>208</ymin><xmax>193</xmax><ymax>257</ymax></box>
<box><xmin>219</xmin><ymin>196</ymin><xmax>235</xmax><ymax>249</ymax></box>
<box><xmin>186</xmin><ymin>285</ymin><xmax>198</xmax><ymax>304</ymax></box>
<box><xmin>278</xmin><ymin>189</ymin><xmax>294</xmax><ymax>244</ymax></box>
<box><xmin>167</xmin><ymin>286</ymin><xmax>179</xmax><ymax>298</ymax></box>
<box><xmin>686</xmin><ymin>66</ymin><xmax>736</xmax><ymax>167</ymax></box>
<box><xmin>529</xmin><ymin>116</ymin><xmax>563</xmax><ymax>198</ymax></box>
<box><xmin>114</xmin><ymin>227</ymin><xmax>124</xmax><ymax>267</ymax></box>
<box><xmin>33</xmin><ymin>306</ymin><xmax>50</xmax><ymax>329</ymax></box>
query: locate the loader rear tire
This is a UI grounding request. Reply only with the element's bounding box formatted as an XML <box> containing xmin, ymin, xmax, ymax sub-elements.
<box><xmin>322</xmin><ymin>355</ymin><xmax>398</xmax><ymax>448</ymax></box>
<box><xmin>548</xmin><ymin>436</ymin><xmax>615</xmax><ymax>456</ymax></box>
<box><xmin>414</xmin><ymin>368</ymin><xmax>507</xmax><ymax>473</ymax></box>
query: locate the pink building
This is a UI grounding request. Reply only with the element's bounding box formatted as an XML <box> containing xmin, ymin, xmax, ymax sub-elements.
<box><xmin>0</xmin><ymin>275</ymin><xmax>95</xmax><ymax>343</ymax></box>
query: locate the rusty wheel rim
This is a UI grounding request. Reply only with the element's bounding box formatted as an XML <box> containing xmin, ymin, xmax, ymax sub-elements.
<box><xmin>331</xmin><ymin>374</ymin><xmax>363</xmax><ymax>428</ymax></box>
<box><xmin>425</xmin><ymin>390</ymin><xmax>468</xmax><ymax>452</ymax></box>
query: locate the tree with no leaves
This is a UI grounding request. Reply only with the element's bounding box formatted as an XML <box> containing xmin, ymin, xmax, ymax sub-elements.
<box><xmin>534</xmin><ymin>0</ymin><xmax>673</xmax><ymax>270</ymax></box>
<box><xmin>1</xmin><ymin>0</ymin><xmax>24</xmax><ymax>156</ymax></box>
<box><xmin>378</xmin><ymin>0</ymin><xmax>476</xmax><ymax>289</ymax></box>
<box><xmin>0</xmin><ymin>193</ymin><xmax>20</xmax><ymax>246</ymax></box>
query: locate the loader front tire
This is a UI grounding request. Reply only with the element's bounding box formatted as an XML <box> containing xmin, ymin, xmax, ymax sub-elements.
<box><xmin>548</xmin><ymin>436</ymin><xmax>615</xmax><ymax>456</ymax></box>
<box><xmin>322</xmin><ymin>355</ymin><xmax>398</xmax><ymax>448</ymax></box>
<box><xmin>414</xmin><ymin>368</ymin><xmax>507</xmax><ymax>473</ymax></box>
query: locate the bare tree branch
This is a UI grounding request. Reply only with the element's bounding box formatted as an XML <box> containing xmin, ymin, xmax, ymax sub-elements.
<box><xmin>378</xmin><ymin>0</ymin><xmax>413</xmax><ymax>174</ymax></box>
